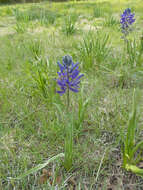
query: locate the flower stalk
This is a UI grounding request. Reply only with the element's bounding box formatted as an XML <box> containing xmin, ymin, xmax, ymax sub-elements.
<box><xmin>67</xmin><ymin>67</ymin><xmax>70</xmax><ymax>110</ymax></box>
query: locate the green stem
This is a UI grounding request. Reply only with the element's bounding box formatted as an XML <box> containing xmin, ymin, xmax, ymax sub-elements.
<box><xmin>122</xmin><ymin>34</ymin><xmax>128</xmax><ymax>66</ymax></box>
<box><xmin>67</xmin><ymin>68</ymin><xmax>70</xmax><ymax>111</ymax></box>
<box><xmin>67</xmin><ymin>87</ymin><xmax>69</xmax><ymax>111</ymax></box>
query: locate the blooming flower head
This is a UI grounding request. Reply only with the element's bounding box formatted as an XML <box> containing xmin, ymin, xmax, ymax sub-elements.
<box><xmin>120</xmin><ymin>8</ymin><xmax>135</xmax><ymax>36</ymax></box>
<box><xmin>56</xmin><ymin>55</ymin><xmax>84</xmax><ymax>95</ymax></box>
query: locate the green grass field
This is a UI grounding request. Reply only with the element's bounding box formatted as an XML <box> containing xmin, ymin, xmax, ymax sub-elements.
<box><xmin>0</xmin><ymin>0</ymin><xmax>143</xmax><ymax>189</ymax></box>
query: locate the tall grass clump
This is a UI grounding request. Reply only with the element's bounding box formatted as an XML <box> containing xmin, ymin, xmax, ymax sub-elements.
<box><xmin>121</xmin><ymin>89</ymin><xmax>143</xmax><ymax>177</ymax></box>
<box><xmin>29</xmin><ymin>58</ymin><xmax>49</xmax><ymax>99</ymax></box>
<box><xmin>93</xmin><ymin>5</ymin><xmax>103</xmax><ymax>18</ymax></box>
<box><xmin>26</xmin><ymin>39</ymin><xmax>43</xmax><ymax>60</ymax></box>
<box><xmin>13</xmin><ymin>7</ymin><xmax>58</xmax><ymax>26</ymax></box>
<box><xmin>61</xmin><ymin>15</ymin><xmax>77</xmax><ymax>36</ymax></box>
<box><xmin>103</xmin><ymin>16</ymin><xmax>119</xmax><ymax>27</ymax></box>
<box><xmin>126</xmin><ymin>39</ymin><xmax>138</xmax><ymax>66</ymax></box>
<box><xmin>12</xmin><ymin>8</ymin><xmax>30</xmax><ymax>23</ymax></box>
<box><xmin>125</xmin><ymin>37</ymin><xmax>143</xmax><ymax>67</ymax></box>
<box><xmin>14</xmin><ymin>22</ymin><xmax>27</xmax><ymax>33</ymax></box>
<box><xmin>23</xmin><ymin>39</ymin><xmax>56</xmax><ymax>100</ymax></box>
<box><xmin>27</xmin><ymin>56</ymin><xmax>57</xmax><ymax>103</ymax></box>
<box><xmin>78</xmin><ymin>31</ymin><xmax>110</xmax><ymax>70</ymax></box>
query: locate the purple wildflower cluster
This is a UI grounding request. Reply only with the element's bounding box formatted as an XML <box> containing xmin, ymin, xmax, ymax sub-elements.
<box><xmin>120</xmin><ymin>8</ymin><xmax>135</xmax><ymax>36</ymax></box>
<box><xmin>56</xmin><ymin>55</ymin><xmax>84</xmax><ymax>95</ymax></box>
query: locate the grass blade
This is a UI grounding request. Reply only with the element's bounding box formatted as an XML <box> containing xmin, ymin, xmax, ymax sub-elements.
<box><xmin>9</xmin><ymin>153</ymin><xmax>64</xmax><ymax>180</ymax></box>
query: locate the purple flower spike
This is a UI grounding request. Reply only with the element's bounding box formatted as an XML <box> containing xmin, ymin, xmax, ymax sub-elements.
<box><xmin>56</xmin><ymin>55</ymin><xmax>84</xmax><ymax>95</ymax></box>
<box><xmin>120</xmin><ymin>8</ymin><xmax>135</xmax><ymax>36</ymax></box>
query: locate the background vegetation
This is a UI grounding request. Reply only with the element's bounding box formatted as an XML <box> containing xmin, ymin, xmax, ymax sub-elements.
<box><xmin>0</xmin><ymin>0</ymin><xmax>41</xmax><ymax>3</ymax></box>
<box><xmin>0</xmin><ymin>0</ymin><xmax>143</xmax><ymax>189</ymax></box>
<box><xmin>0</xmin><ymin>0</ymin><xmax>73</xmax><ymax>4</ymax></box>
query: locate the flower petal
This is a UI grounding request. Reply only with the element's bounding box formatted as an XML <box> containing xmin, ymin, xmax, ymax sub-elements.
<box><xmin>69</xmin><ymin>87</ymin><xmax>79</xmax><ymax>92</ymax></box>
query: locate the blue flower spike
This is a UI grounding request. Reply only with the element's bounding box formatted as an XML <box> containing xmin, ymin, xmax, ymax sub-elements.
<box><xmin>56</xmin><ymin>55</ymin><xmax>84</xmax><ymax>95</ymax></box>
<box><xmin>120</xmin><ymin>8</ymin><xmax>135</xmax><ymax>36</ymax></box>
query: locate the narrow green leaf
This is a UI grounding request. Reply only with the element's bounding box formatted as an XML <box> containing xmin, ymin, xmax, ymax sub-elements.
<box><xmin>131</xmin><ymin>141</ymin><xmax>143</xmax><ymax>159</ymax></box>
<box><xmin>9</xmin><ymin>153</ymin><xmax>64</xmax><ymax>180</ymax></box>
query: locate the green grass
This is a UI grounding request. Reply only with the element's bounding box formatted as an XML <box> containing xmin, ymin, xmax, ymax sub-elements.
<box><xmin>1</xmin><ymin>0</ymin><xmax>143</xmax><ymax>189</ymax></box>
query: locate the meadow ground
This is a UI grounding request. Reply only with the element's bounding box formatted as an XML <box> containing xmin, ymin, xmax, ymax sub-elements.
<box><xmin>0</xmin><ymin>0</ymin><xmax>143</xmax><ymax>189</ymax></box>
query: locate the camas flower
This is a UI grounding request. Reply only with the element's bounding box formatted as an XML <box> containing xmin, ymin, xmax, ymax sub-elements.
<box><xmin>56</xmin><ymin>55</ymin><xmax>84</xmax><ymax>95</ymax></box>
<box><xmin>120</xmin><ymin>8</ymin><xmax>135</xmax><ymax>36</ymax></box>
